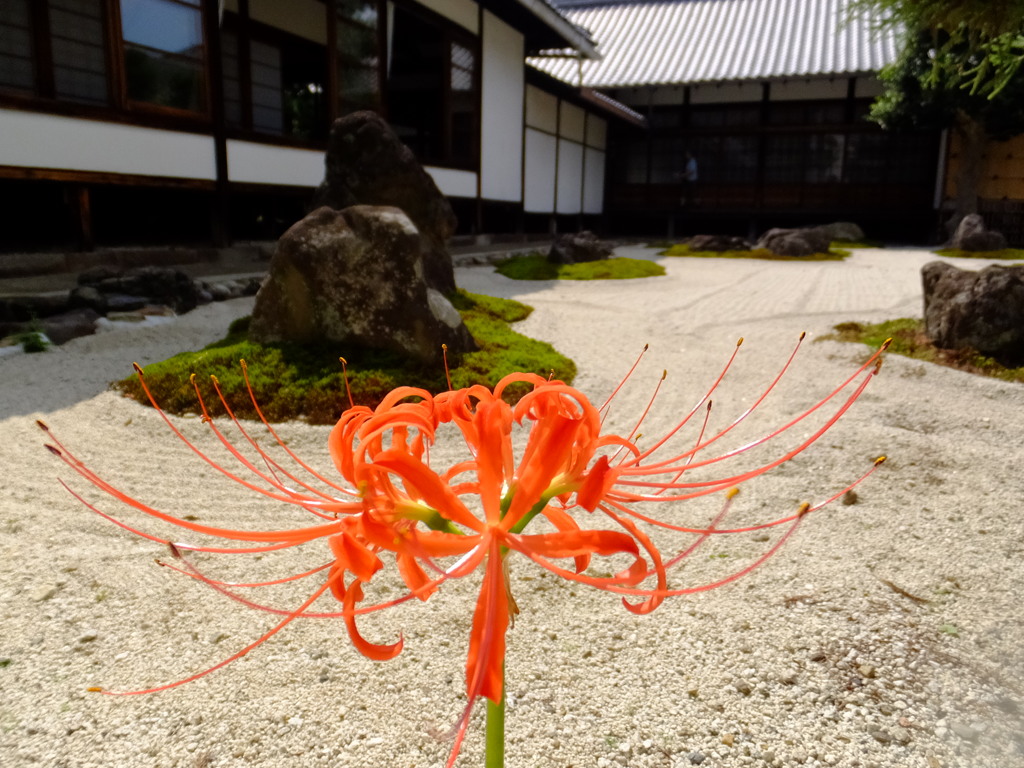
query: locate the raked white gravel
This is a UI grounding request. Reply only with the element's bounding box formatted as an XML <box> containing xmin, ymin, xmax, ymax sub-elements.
<box><xmin>1</xmin><ymin>246</ymin><xmax>1022</xmax><ymax>768</ymax></box>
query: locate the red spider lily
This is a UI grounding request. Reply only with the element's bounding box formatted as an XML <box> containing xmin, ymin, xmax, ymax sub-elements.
<box><xmin>42</xmin><ymin>336</ymin><xmax>888</xmax><ymax>767</ymax></box>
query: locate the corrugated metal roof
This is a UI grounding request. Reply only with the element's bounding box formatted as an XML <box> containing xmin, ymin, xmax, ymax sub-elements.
<box><xmin>530</xmin><ymin>0</ymin><xmax>900</xmax><ymax>88</ymax></box>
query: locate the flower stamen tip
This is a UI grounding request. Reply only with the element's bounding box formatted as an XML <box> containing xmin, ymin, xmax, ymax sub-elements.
<box><xmin>36</xmin><ymin>419</ymin><xmax>50</xmax><ymax>432</ymax></box>
<box><xmin>736</xmin><ymin>337</ymin><xmax>744</xmax><ymax>347</ymax></box>
<box><xmin>875</xmin><ymin>455</ymin><xmax>887</xmax><ymax>466</ymax></box>
<box><xmin>132</xmin><ymin>362</ymin><xmax>144</xmax><ymax>376</ymax></box>
<box><xmin>45</xmin><ymin>444</ymin><xmax>61</xmax><ymax>457</ymax></box>
<box><xmin>87</xmin><ymin>687</ymin><xmax>103</xmax><ymax>693</ymax></box>
<box><xmin>799</xmin><ymin>331</ymin><xmax>807</xmax><ymax>341</ymax></box>
<box><xmin>796</xmin><ymin>502</ymin><xmax>812</xmax><ymax>518</ymax></box>
<box><xmin>881</xmin><ymin>337</ymin><xmax>893</xmax><ymax>351</ymax></box>
<box><xmin>726</xmin><ymin>487</ymin><xmax>740</xmax><ymax>499</ymax></box>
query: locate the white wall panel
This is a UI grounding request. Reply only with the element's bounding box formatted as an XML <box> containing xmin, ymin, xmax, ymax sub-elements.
<box><xmin>426</xmin><ymin>166</ymin><xmax>478</xmax><ymax>198</ymax></box>
<box><xmin>0</xmin><ymin>108</ymin><xmax>216</xmax><ymax>179</ymax></box>
<box><xmin>771</xmin><ymin>78</ymin><xmax>848</xmax><ymax>101</ymax></box>
<box><xmin>855</xmin><ymin>76</ymin><xmax>885</xmax><ymax>98</ymax></box>
<box><xmin>690</xmin><ymin>82</ymin><xmax>763</xmax><ymax>104</ymax></box>
<box><xmin>523</xmin><ymin>128</ymin><xmax>557</xmax><ymax>213</ymax></box>
<box><xmin>559</xmin><ymin>101</ymin><xmax>585</xmax><ymax>142</ymax></box>
<box><xmin>227</xmin><ymin>140</ymin><xmax>324</xmax><ymax>186</ymax></box>
<box><xmin>556</xmin><ymin>139</ymin><xmax>583</xmax><ymax>214</ymax></box>
<box><xmin>417</xmin><ymin>0</ymin><xmax>478</xmax><ymax>32</ymax></box>
<box><xmin>525</xmin><ymin>84</ymin><xmax>558</xmax><ymax>132</ymax></box>
<box><xmin>480</xmin><ymin>11</ymin><xmax>523</xmax><ymax>202</ymax></box>
<box><xmin>583</xmin><ymin>147</ymin><xmax>605</xmax><ymax>214</ymax></box>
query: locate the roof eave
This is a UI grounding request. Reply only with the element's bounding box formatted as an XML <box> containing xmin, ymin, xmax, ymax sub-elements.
<box><xmin>516</xmin><ymin>0</ymin><xmax>602</xmax><ymax>60</ymax></box>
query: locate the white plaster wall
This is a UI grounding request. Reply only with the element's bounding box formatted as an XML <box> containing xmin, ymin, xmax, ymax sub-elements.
<box><xmin>690</xmin><ymin>82</ymin><xmax>763</xmax><ymax>104</ymax></box>
<box><xmin>525</xmin><ymin>85</ymin><xmax>558</xmax><ymax>133</ymax></box>
<box><xmin>585</xmin><ymin>114</ymin><xmax>606</xmax><ymax>149</ymax></box>
<box><xmin>523</xmin><ymin>128</ymin><xmax>556</xmax><ymax>212</ymax></box>
<box><xmin>416</xmin><ymin>0</ymin><xmax>478</xmax><ymax>32</ymax></box>
<box><xmin>855</xmin><ymin>76</ymin><xmax>885</xmax><ymax>98</ymax></box>
<box><xmin>248</xmin><ymin>0</ymin><xmax>326</xmax><ymax>44</ymax></box>
<box><xmin>227</xmin><ymin>140</ymin><xmax>324</xmax><ymax>186</ymax></box>
<box><xmin>771</xmin><ymin>78</ymin><xmax>848</xmax><ymax>101</ymax></box>
<box><xmin>426</xmin><ymin>166</ymin><xmax>478</xmax><ymax>198</ymax></box>
<box><xmin>556</xmin><ymin>139</ymin><xmax>583</xmax><ymax>214</ymax></box>
<box><xmin>647</xmin><ymin>86</ymin><xmax>686</xmax><ymax>106</ymax></box>
<box><xmin>583</xmin><ymin>147</ymin><xmax>605</xmax><ymax>214</ymax></box>
<box><xmin>0</xmin><ymin>108</ymin><xmax>216</xmax><ymax>179</ymax></box>
<box><xmin>559</xmin><ymin>101</ymin><xmax>585</xmax><ymax>142</ymax></box>
<box><xmin>480</xmin><ymin>11</ymin><xmax>523</xmax><ymax>203</ymax></box>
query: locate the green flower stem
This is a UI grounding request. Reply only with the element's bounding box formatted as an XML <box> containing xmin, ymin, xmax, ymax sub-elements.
<box><xmin>485</xmin><ymin>669</ymin><xmax>506</xmax><ymax>768</ymax></box>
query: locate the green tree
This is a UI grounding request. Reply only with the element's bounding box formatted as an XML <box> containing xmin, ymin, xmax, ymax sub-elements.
<box><xmin>851</xmin><ymin>0</ymin><xmax>1024</xmax><ymax>227</ymax></box>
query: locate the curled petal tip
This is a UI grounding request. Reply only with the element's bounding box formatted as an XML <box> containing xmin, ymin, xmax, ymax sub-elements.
<box><xmin>132</xmin><ymin>362</ymin><xmax>144</xmax><ymax>376</ymax></box>
<box><xmin>189</xmin><ymin>373</ymin><xmax>197</xmax><ymax>384</ymax></box>
<box><xmin>874</xmin><ymin>455</ymin><xmax>887</xmax><ymax>466</ymax></box>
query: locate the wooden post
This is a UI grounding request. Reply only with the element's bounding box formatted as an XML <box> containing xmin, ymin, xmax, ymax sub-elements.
<box><xmin>71</xmin><ymin>185</ymin><xmax>94</xmax><ymax>251</ymax></box>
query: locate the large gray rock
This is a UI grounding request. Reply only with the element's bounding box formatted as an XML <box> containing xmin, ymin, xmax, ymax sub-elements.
<box><xmin>810</xmin><ymin>222</ymin><xmax>865</xmax><ymax>242</ymax></box>
<box><xmin>687</xmin><ymin>234</ymin><xmax>751</xmax><ymax>252</ymax></box>
<box><xmin>756</xmin><ymin>227</ymin><xmax>832</xmax><ymax>257</ymax></box>
<box><xmin>80</xmin><ymin>266</ymin><xmax>199</xmax><ymax>314</ymax></box>
<box><xmin>248</xmin><ymin>205</ymin><xmax>476</xmax><ymax>366</ymax></box>
<box><xmin>922</xmin><ymin>260</ymin><xmax>1024</xmax><ymax>365</ymax></box>
<box><xmin>951</xmin><ymin>213</ymin><xmax>1007</xmax><ymax>252</ymax></box>
<box><xmin>313</xmin><ymin>111</ymin><xmax>457</xmax><ymax>294</ymax></box>
<box><xmin>548</xmin><ymin>231</ymin><xmax>613</xmax><ymax>264</ymax></box>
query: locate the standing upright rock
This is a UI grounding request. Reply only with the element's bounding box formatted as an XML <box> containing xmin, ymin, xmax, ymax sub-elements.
<box><xmin>314</xmin><ymin>111</ymin><xmax>458</xmax><ymax>294</ymax></box>
<box><xmin>922</xmin><ymin>260</ymin><xmax>1024</xmax><ymax>365</ymax></box>
<box><xmin>248</xmin><ymin>205</ymin><xmax>475</xmax><ymax>367</ymax></box>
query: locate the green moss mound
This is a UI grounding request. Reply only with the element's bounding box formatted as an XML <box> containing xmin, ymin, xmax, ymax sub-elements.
<box><xmin>819</xmin><ymin>318</ymin><xmax>1024</xmax><ymax>383</ymax></box>
<box><xmin>934</xmin><ymin>248</ymin><xmax>1024</xmax><ymax>260</ymax></box>
<box><xmin>495</xmin><ymin>252</ymin><xmax>665</xmax><ymax>280</ymax></box>
<box><xmin>113</xmin><ymin>291</ymin><xmax>576</xmax><ymax>424</ymax></box>
<box><xmin>661</xmin><ymin>244</ymin><xmax>851</xmax><ymax>261</ymax></box>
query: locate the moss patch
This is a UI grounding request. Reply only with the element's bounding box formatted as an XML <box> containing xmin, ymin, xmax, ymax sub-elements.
<box><xmin>113</xmin><ymin>290</ymin><xmax>577</xmax><ymax>424</ymax></box>
<box><xmin>660</xmin><ymin>244</ymin><xmax>850</xmax><ymax>261</ymax></box>
<box><xmin>818</xmin><ymin>318</ymin><xmax>1024</xmax><ymax>383</ymax></box>
<box><xmin>495</xmin><ymin>252</ymin><xmax>665</xmax><ymax>280</ymax></box>
<box><xmin>934</xmin><ymin>248</ymin><xmax>1024</xmax><ymax>260</ymax></box>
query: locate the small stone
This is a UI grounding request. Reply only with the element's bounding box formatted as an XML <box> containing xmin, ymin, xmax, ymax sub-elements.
<box><xmin>841</xmin><ymin>489</ymin><xmax>859</xmax><ymax>505</ymax></box>
<box><xmin>810</xmin><ymin>651</ymin><xmax>827</xmax><ymax>662</ymax></box>
<box><xmin>287</xmin><ymin>716</ymin><xmax>304</xmax><ymax>727</ymax></box>
<box><xmin>32</xmin><ymin>584</ymin><xmax>60</xmax><ymax>602</ymax></box>
<box><xmin>721</xmin><ymin>733</ymin><xmax>735</xmax><ymax>746</ymax></box>
<box><xmin>950</xmin><ymin>721</ymin><xmax>981</xmax><ymax>741</ymax></box>
<box><xmin>688</xmin><ymin>752</ymin><xmax>706</xmax><ymax>765</ymax></box>
<box><xmin>870</xmin><ymin>729</ymin><xmax>892</xmax><ymax>744</ymax></box>
<box><xmin>77</xmin><ymin>632</ymin><xmax>98</xmax><ymax>644</ymax></box>
<box><xmin>734</xmin><ymin>679</ymin><xmax>753</xmax><ymax>696</ymax></box>
<box><xmin>858</xmin><ymin>664</ymin><xmax>877</xmax><ymax>679</ymax></box>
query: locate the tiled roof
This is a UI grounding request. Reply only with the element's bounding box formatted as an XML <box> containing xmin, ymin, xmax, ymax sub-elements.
<box><xmin>531</xmin><ymin>0</ymin><xmax>900</xmax><ymax>88</ymax></box>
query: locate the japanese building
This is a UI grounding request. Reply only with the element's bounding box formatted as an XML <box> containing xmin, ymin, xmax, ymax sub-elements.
<box><xmin>537</xmin><ymin>0</ymin><xmax>945</xmax><ymax>240</ymax></box>
<box><xmin>0</xmin><ymin>0</ymin><xmax>625</xmax><ymax>254</ymax></box>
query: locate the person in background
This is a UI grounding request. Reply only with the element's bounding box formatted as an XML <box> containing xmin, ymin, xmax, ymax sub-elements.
<box><xmin>682</xmin><ymin>150</ymin><xmax>698</xmax><ymax>207</ymax></box>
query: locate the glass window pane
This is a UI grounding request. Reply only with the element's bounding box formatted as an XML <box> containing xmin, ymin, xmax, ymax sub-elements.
<box><xmin>120</xmin><ymin>0</ymin><xmax>202</xmax><ymax>56</ymax></box>
<box><xmin>250</xmin><ymin>39</ymin><xmax>282</xmax><ymax>133</ymax></box>
<box><xmin>337</xmin><ymin>1</ymin><xmax>379</xmax><ymax>115</ymax></box>
<box><xmin>124</xmin><ymin>44</ymin><xmax>203</xmax><ymax>110</ymax></box>
<box><xmin>0</xmin><ymin>0</ymin><xmax>35</xmax><ymax>92</ymax></box>
<box><xmin>50</xmin><ymin>0</ymin><xmax>108</xmax><ymax>104</ymax></box>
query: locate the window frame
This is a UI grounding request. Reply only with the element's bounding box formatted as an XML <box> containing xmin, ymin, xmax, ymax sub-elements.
<box><xmin>384</xmin><ymin>0</ymin><xmax>480</xmax><ymax>170</ymax></box>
